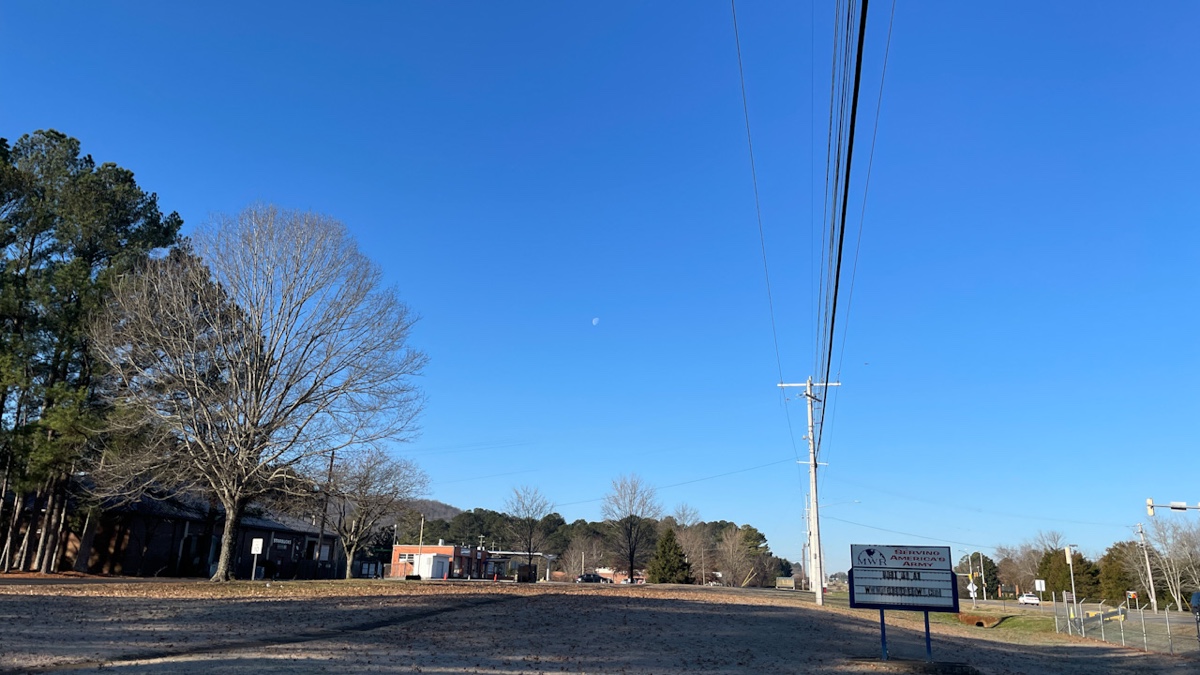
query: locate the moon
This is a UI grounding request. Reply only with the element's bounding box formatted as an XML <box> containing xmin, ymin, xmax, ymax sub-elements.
<box><xmin>591</xmin><ymin>317</ymin><xmax>600</xmax><ymax>326</ymax></box>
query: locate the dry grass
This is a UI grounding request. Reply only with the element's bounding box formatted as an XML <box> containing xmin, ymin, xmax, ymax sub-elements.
<box><xmin>0</xmin><ymin>580</ymin><xmax>1194</xmax><ymax>674</ymax></box>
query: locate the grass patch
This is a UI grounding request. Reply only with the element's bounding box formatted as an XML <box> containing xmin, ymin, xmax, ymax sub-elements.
<box><xmin>880</xmin><ymin>609</ymin><xmax>1056</xmax><ymax>637</ymax></box>
<box><xmin>991</xmin><ymin>614</ymin><xmax>1058</xmax><ymax>636</ymax></box>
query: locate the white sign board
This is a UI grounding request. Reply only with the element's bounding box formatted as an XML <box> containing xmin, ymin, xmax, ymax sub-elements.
<box><xmin>849</xmin><ymin>544</ymin><xmax>958</xmax><ymax>613</ymax></box>
<box><xmin>251</xmin><ymin>538</ymin><xmax>264</xmax><ymax>555</ymax></box>
<box><xmin>1034</xmin><ymin>579</ymin><xmax>1046</xmax><ymax>592</ymax></box>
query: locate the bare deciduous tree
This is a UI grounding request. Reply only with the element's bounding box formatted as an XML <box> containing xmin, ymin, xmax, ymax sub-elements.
<box><xmin>327</xmin><ymin>448</ymin><xmax>428</xmax><ymax>579</ymax></box>
<box><xmin>715</xmin><ymin>525</ymin><xmax>754</xmax><ymax>587</ymax></box>
<box><xmin>601</xmin><ymin>474</ymin><xmax>662</xmax><ymax>581</ymax></box>
<box><xmin>90</xmin><ymin>206</ymin><xmax>427</xmax><ymax>581</ymax></box>
<box><xmin>1146</xmin><ymin>519</ymin><xmax>1200</xmax><ymax>609</ymax></box>
<box><xmin>671</xmin><ymin>503</ymin><xmax>709</xmax><ymax>585</ymax></box>
<box><xmin>672</xmin><ymin>503</ymin><xmax>700</xmax><ymax>529</ymax></box>
<box><xmin>504</xmin><ymin>485</ymin><xmax>553</xmax><ymax>575</ymax></box>
<box><xmin>1034</xmin><ymin>530</ymin><xmax>1066</xmax><ymax>553</ymax></box>
<box><xmin>994</xmin><ymin>540</ymin><xmax>1044</xmax><ymax>593</ymax></box>
<box><xmin>559</xmin><ymin>534</ymin><xmax>609</xmax><ymax>577</ymax></box>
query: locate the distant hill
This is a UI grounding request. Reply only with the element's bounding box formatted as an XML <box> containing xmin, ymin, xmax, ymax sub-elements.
<box><xmin>409</xmin><ymin>499</ymin><xmax>461</xmax><ymax>522</ymax></box>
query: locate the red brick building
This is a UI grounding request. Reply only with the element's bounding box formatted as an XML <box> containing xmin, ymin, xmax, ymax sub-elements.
<box><xmin>390</xmin><ymin>543</ymin><xmax>487</xmax><ymax>579</ymax></box>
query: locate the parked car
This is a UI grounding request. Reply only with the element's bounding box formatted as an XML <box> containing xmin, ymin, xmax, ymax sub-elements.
<box><xmin>1017</xmin><ymin>593</ymin><xmax>1040</xmax><ymax>605</ymax></box>
<box><xmin>575</xmin><ymin>573</ymin><xmax>604</xmax><ymax>584</ymax></box>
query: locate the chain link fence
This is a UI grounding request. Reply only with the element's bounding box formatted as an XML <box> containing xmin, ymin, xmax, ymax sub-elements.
<box><xmin>1052</xmin><ymin>596</ymin><xmax>1200</xmax><ymax>656</ymax></box>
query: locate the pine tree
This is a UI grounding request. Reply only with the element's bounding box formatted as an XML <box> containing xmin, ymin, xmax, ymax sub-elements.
<box><xmin>646</xmin><ymin>528</ymin><xmax>693</xmax><ymax>584</ymax></box>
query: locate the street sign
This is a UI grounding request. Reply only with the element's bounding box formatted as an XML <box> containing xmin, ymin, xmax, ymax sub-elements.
<box><xmin>251</xmin><ymin>538</ymin><xmax>264</xmax><ymax>555</ymax></box>
<box><xmin>849</xmin><ymin>545</ymin><xmax>958</xmax><ymax>612</ymax></box>
<box><xmin>1063</xmin><ymin>591</ymin><xmax>1075</xmax><ymax>603</ymax></box>
<box><xmin>1034</xmin><ymin>579</ymin><xmax>1046</xmax><ymax>592</ymax></box>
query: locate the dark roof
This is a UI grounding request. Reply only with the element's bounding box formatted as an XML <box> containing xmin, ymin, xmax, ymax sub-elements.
<box><xmin>110</xmin><ymin>494</ymin><xmax>327</xmax><ymax>537</ymax></box>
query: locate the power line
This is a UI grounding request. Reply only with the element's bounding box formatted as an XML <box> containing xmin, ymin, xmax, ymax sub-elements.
<box><xmin>823</xmin><ymin>514</ymin><xmax>999</xmax><ymax>552</ymax></box>
<box><xmin>729</xmin><ymin>0</ymin><xmax>805</xmax><ymax>477</ymax></box>
<box><xmin>658</xmin><ymin>457</ymin><xmax>795</xmax><ymax>490</ymax></box>
<box><xmin>825</xmin><ymin>474</ymin><xmax>1126</xmax><ymax>527</ymax></box>
<box><xmin>815</xmin><ymin>0</ymin><xmax>870</xmax><ymax>455</ymax></box>
<box><xmin>432</xmin><ymin>469</ymin><xmax>539</xmax><ymax>486</ymax></box>
<box><xmin>816</xmin><ymin>0</ymin><xmax>897</xmax><ymax>471</ymax></box>
<box><xmin>555</xmin><ymin>456</ymin><xmax>796</xmax><ymax>508</ymax></box>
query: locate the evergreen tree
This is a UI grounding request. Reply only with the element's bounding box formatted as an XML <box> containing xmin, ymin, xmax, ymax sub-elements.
<box><xmin>1036</xmin><ymin>548</ymin><xmax>1099</xmax><ymax>599</ymax></box>
<box><xmin>646</xmin><ymin>528</ymin><xmax>692</xmax><ymax>584</ymax></box>
<box><xmin>0</xmin><ymin>130</ymin><xmax>180</xmax><ymax>573</ymax></box>
<box><xmin>1097</xmin><ymin>541</ymin><xmax>1141</xmax><ymax>605</ymax></box>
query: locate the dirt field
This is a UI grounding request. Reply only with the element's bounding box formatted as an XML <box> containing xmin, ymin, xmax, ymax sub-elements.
<box><xmin>0</xmin><ymin>580</ymin><xmax>1195</xmax><ymax>674</ymax></box>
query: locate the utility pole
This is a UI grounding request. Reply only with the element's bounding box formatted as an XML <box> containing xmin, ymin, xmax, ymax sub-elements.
<box><xmin>780</xmin><ymin>377</ymin><xmax>839</xmax><ymax>606</ymax></box>
<box><xmin>417</xmin><ymin>514</ymin><xmax>425</xmax><ymax>578</ymax></box>
<box><xmin>968</xmin><ymin>556</ymin><xmax>977</xmax><ymax>609</ymax></box>
<box><xmin>315</xmin><ymin>449</ymin><xmax>337</xmax><ymax>578</ymax></box>
<box><xmin>1137</xmin><ymin>523</ymin><xmax>1159</xmax><ymax>613</ymax></box>
<box><xmin>976</xmin><ymin>551</ymin><xmax>988</xmax><ymax>601</ymax></box>
<box><xmin>801</xmin><ymin>539</ymin><xmax>809</xmax><ymax>590</ymax></box>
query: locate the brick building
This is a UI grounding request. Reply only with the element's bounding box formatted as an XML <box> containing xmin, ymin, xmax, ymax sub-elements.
<box><xmin>390</xmin><ymin>542</ymin><xmax>488</xmax><ymax>579</ymax></box>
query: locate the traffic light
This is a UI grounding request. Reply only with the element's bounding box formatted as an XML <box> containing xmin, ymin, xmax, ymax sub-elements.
<box><xmin>1147</xmin><ymin>498</ymin><xmax>1155</xmax><ymax>517</ymax></box>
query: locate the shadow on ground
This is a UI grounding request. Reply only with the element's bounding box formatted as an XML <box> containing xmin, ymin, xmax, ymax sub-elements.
<box><xmin>2</xmin><ymin>586</ymin><xmax>1196</xmax><ymax>674</ymax></box>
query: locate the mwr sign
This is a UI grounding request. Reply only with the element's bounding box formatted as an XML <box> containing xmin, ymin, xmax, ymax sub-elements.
<box><xmin>849</xmin><ymin>544</ymin><xmax>958</xmax><ymax>613</ymax></box>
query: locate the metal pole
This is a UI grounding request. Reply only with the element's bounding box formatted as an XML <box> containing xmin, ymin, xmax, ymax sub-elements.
<box><xmin>1166</xmin><ymin>602</ymin><xmax>1173</xmax><ymax>654</ymax></box>
<box><xmin>879</xmin><ymin>609</ymin><xmax>888</xmax><ymax>661</ymax></box>
<box><xmin>1140</xmin><ymin>607</ymin><xmax>1148</xmax><ymax>651</ymax></box>
<box><xmin>1137</xmin><ymin>524</ymin><xmax>1159</xmax><ymax>613</ymax></box>
<box><xmin>1066</xmin><ymin>546</ymin><xmax>1079</xmax><ymax>633</ymax></box>
<box><xmin>1119</xmin><ymin>602</ymin><xmax>1125</xmax><ymax>646</ymax></box>
<box><xmin>1099</xmin><ymin>600</ymin><xmax>1105</xmax><ymax>642</ymax></box>
<box><xmin>924</xmin><ymin>611</ymin><xmax>932</xmax><ymax>663</ymax></box>
<box><xmin>1053</xmin><ymin>592</ymin><xmax>1060</xmax><ymax>634</ymax></box>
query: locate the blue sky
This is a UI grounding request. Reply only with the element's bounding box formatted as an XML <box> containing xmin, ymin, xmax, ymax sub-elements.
<box><xmin>3</xmin><ymin>1</ymin><xmax>1197</xmax><ymax>574</ymax></box>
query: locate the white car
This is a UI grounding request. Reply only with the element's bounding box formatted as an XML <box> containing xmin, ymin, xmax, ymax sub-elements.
<box><xmin>1017</xmin><ymin>593</ymin><xmax>1040</xmax><ymax>605</ymax></box>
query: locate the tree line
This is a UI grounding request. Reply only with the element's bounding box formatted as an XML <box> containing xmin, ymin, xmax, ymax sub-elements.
<box><xmin>396</xmin><ymin>477</ymin><xmax>795</xmax><ymax>587</ymax></box>
<box><xmin>0</xmin><ymin>130</ymin><xmax>429</xmax><ymax>581</ymax></box>
<box><xmin>934</xmin><ymin>523</ymin><xmax>1200</xmax><ymax>610</ymax></box>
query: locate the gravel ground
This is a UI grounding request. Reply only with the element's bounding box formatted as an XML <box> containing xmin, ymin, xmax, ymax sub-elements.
<box><xmin>1</xmin><ymin>580</ymin><xmax>1196</xmax><ymax>674</ymax></box>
